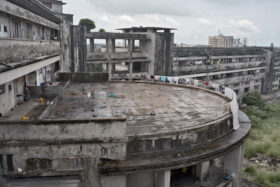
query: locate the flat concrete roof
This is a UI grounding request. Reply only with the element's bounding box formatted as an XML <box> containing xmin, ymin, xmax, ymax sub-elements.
<box><xmin>0</xmin><ymin>82</ymin><xmax>230</xmax><ymax>136</ymax></box>
<box><xmin>117</xmin><ymin>27</ymin><xmax>177</xmax><ymax>31</ymax></box>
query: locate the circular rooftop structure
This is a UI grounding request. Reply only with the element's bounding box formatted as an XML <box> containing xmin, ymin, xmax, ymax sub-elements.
<box><xmin>51</xmin><ymin>82</ymin><xmax>231</xmax><ymax>136</ymax></box>
<box><xmin>0</xmin><ymin>81</ymin><xmax>250</xmax><ymax>187</ymax></box>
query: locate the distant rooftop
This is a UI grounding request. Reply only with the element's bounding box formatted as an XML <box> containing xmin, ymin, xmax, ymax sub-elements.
<box><xmin>117</xmin><ymin>27</ymin><xmax>177</xmax><ymax>32</ymax></box>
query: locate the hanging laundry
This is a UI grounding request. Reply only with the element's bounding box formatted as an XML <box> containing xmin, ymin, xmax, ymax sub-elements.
<box><xmin>194</xmin><ymin>80</ymin><xmax>199</xmax><ymax>87</ymax></box>
<box><xmin>160</xmin><ymin>76</ymin><xmax>167</xmax><ymax>83</ymax></box>
<box><xmin>155</xmin><ymin>76</ymin><xmax>160</xmax><ymax>81</ymax></box>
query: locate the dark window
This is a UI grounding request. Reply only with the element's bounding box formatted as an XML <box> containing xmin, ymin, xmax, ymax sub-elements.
<box><xmin>4</xmin><ymin>26</ymin><xmax>7</xmax><ymax>33</ymax></box>
<box><xmin>7</xmin><ymin>155</ymin><xmax>14</xmax><ymax>172</ymax></box>
<box><xmin>26</xmin><ymin>158</ymin><xmax>52</xmax><ymax>171</ymax></box>
<box><xmin>0</xmin><ymin>155</ymin><xmax>3</xmax><ymax>169</ymax></box>
<box><xmin>244</xmin><ymin>87</ymin><xmax>250</xmax><ymax>93</ymax></box>
<box><xmin>0</xmin><ymin>84</ymin><xmax>5</xmax><ymax>95</ymax></box>
<box><xmin>8</xmin><ymin>84</ymin><xmax>12</xmax><ymax>91</ymax></box>
<box><xmin>54</xmin><ymin>61</ymin><xmax>60</xmax><ymax>72</ymax></box>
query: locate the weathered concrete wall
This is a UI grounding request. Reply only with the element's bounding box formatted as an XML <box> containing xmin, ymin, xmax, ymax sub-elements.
<box><xmin>175</xmin><ymin>61</ymin><xmax>265</xmax><ymax>75</ymax></box>
<box><xmin>0</xmin><ymin>38</ymin><xmax>60</xmax><ymax>64</ymax></box>
<box><xmin>154</xmin><ymin>32</ymin><xmax>174</xmax><ymax>76</ymax></box>
<box><xmin>127</xmin><ymin>118</ymin><xmax>233</xmax><ymax>158</ymax></box>
<box><xmin>60</xmin><ymin>15</ymin><xmax>72</xmax><ymax>72</ymax></box>
<box><xmin>59</xmin><ymin>72</ymin><xmax>108</xmax><ymax>82</ymax></box>
<box><xmin>6</xmin><ymin>179</ymin><xmax>81</xmax><ymax>187</ymax></box>
<box><xmin>0</xmin><ymin>0</ymin><xmax>60</xmax><ymax>30</ymax></box>
<box><xmin>70</xmin><ymin>25</ymin><xmax>87</xmax><ymax>72</ymax></box>
<box><xmin>262</xmin><ymin>51</ymin><xmax>274</xmax><ymax>94</ymax></box>
<box><xmin>0</xmin><ymin>81</ymin><xmax>15</xmax><ymax>116</ymax></box>
<box><xmin>127</xmin><ymin>172</ymin><xmax>155</xmax><ymax>187</ymax></box>
<box><xmin>174</xmin><ymin>47</ymin><xmax>266</xmax><ymax>57</ymax></box>
<box><xmin>0</xmin><ymin>120</ymin><xmax>126</xmax><ymax>141</ymax></box>
<box><xmin>0</xmin><ymin>12</ymin><xmax>10</xmax><ymax>38</ymax></box>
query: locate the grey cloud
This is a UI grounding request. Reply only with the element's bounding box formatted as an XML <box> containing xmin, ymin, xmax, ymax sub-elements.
<box><xmin>84</xmin><ymin>0</ymin><xmax>194</xmax><ymax>16</ymax></box>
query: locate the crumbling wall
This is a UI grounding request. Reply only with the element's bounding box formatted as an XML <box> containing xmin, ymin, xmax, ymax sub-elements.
<box><xmin>0</xmin><ymin>81</ymin><xmax>15</xmax><ymax>116</ymax></box>
<box><xmin>154</xmin><ymin>32</ymin><xmax>174</xmax><ymax>76</ymax></box>
<box><xmin>174</xmin><ymin>47</ymin><xmax>266</xmax><ymax>57</ymax></box>
<box><xmin>59</xmin><ymin>72</ymin><xmax>108</xmax><ymax>82</ymax></box>
<box><xmin>261</xmin><ymin>50</ymin><xmax>274</xmax><ymax>94</ymax></box>
<box><xmin>60</xmin><ymin>15</ymin><xmax>73</xmax><ymax>72</ymax></box>
<box><xmin>0</xmin><ymin>39</ymin><xmax>60</xmax><ymax>64</ymax></box>
<box><xmin>0</xmin><ymin>120</ymin><xmax>127</xmax><ymax>175</ymax></box>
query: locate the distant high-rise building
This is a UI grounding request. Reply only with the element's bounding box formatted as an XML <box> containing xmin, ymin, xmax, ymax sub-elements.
<box><xmin>209</xmin><ymin>34</ymin><xmax>234</xmax><ymax>48</ymax></box>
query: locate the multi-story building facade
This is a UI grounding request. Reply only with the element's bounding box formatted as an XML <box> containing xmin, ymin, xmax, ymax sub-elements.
<box><xmin>0</xmin><ymin>0</ymin><xmax>73</xmax><ymax>116</ymax></box>
<box><xmin>209</xmin><ymin>34</ymin><xmax>234</xmax><ymax>48</ymax></box>
<box><xmin>0</xmin><ymin>0</ymin><xmax>63</xmax><ymax>116</ymax></box>
<box><xmin>173</xmin><ymin>47</ymin><xmax>280</xmax><ymax>99</ymax></box>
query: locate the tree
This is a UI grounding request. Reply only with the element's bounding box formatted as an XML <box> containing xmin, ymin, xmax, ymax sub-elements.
<box><xmin>242</xmin><ymin>91</ymin><xmax>265</xmax><ymax>109</ymax></box>
<box><xmin>99</xmin><ymin>28</ymin><xmax>106</xmax><ymax>33</ymax></box>
<box><xmin>79</xmin><ymin>18</ymin><xmax>96</xmax><ymax>32</ymax></box>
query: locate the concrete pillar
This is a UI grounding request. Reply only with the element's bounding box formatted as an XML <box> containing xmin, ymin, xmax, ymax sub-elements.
<box><xmin>128</xmin><ymin>40</ymin><xmax>133</xmax><ymax>80</ymax></box>
<box><xmin>156</xmin><ymin>170</ymin><xmax>170</xmax><ymax>187</ymax></box>
<box><xmin>83</xmin><ymin>158</ymin><xmax>101</xmax><ymax>187</ymax></box>
<box><xmin>224</xmin><ymin>144</ymin><xmax>245</xmax><ymax>187</ymax></box>
<box><xmin>196</xmin><ymin>161</ymin><xmax>210</xmax><ymax>181</ymax></box>
<box><xmin>126</xmin><ymin>172</ymin><xmax>155</xmax><ymax>187</ymax></box>
<box><xmin>101</xmin><ymin>175</ymin><xmax>126</xmax><ymax>187</ymax></box>
<box><xmin>90</xmin><ymin>39</ymin><xmax>94</xmax><ymax>53</ymax></box>
<box><xmin>106</xmin><ymin>39</ymin><xmax>113</xmax><ymax>81</ymax></box>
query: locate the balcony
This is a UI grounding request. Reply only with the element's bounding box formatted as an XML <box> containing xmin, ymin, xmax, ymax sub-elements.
<box><xmin>0</xmin><ymin>38</ymin><xmax>60</xmax><ymax>64</ymax></box>
<box><xmin>86</xmin><ymin>52</ymin><xmax>150</xmax><ymax>63</ymax></box>
<box><xmin>214</xmin><ymin>73</ymin><xmax>265</xmax><ymax>85</ymax></box>
<box><xmin>176</xmin><ymin>61</ymin><xmax>266</xmax><ymax>74</ymax></box>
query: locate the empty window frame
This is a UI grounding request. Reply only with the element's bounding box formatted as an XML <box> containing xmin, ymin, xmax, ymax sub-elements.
<box><xmin>3</xmin><ymin>25</ymin><xmax>7</xmax><ymax>33</ymax></box>
<box><xmin>93</xmin><ymin>39</ymin><xmax>107</xmax><ymax>53</ymax></box>
<box><xmin>12</xmin><ymin>20</ymin><xmax>20</xmax><ymax>38</ymax></box>
<box><xmin>0</xmin><ymin>84</ymin><xmax>5</xmax><ymax>95</ymax></box>
<box><xmin>114</xmin><ymin>39</ymin><xmax>128</xmax><ymax>52</ymax></box>
<box><xmin>133</xmin><ymin>40</ymin><xmax>140</xmax><ymax>52</ymax></box>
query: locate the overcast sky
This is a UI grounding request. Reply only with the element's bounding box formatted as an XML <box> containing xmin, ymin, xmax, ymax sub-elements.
<box><xmin>63</xmin><ymin>0</ymin><xmax>280</xmax><ymax>46</ymax></box>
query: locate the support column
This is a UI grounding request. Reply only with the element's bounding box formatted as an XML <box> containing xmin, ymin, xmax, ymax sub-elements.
<box><xmin>127</xmin><ymin>172</ymin><xmax>155</xmax><ymax>187</ymax></box>
<box><xmin>156</xmin><ymin>170</ymin><xmax>170</xmax><ymax>187</ymax></box>
<box><xmin>196</xmin><ymin>161</ymin><xmax>210</xmax><ymax>181</ymax></box>
<box><xmin>89</xmin><ymin>38</ymin><xmax>94</xmax><ymax>53</ymax></box>
<box><xmin>83</xmin><ymin>158</ymin><xmax>101</xmax><ymax>187</ymax></box>
<box><xmin>107</xmin><ymin>39</ymin><xmax>113</xmax><ymax>81</ymax></box>
<box><xmin>224</xmin><ymin>144</ymin><xmax>245</xmax><ymax>187</ymax></box>
<box><xmin>101</xmin><ymin>175</ymin><xmax>126</xmax><ymax>187</ymax></box>
<box><xmin>128</xmin><ymin>39</ymin><xmax>133</xmax><ymax>80</ymax></box>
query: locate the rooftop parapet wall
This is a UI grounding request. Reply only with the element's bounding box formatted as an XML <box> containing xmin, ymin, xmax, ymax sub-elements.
<box><xmin>0</xmin><ymin>38</ymin><xmax>60</xmax><ymax>64</ymax></box>
<box><xmin>174</xmin><ymin>47</ymin><xmax>267</xmax><ymax>57</ymax></box>
<box><xmin>0</xmin><ymin>119</ymin><xmax>126</xmax><ymax>143</ymax></box>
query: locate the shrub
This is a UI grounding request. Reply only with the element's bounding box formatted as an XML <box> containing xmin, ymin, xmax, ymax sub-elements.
<box><xmin>242</xmin><ymin>91</ymin><xmax>266</xmax><ymax>109</ymax></box>
<box><xmin>244</xmin><ymin>165</ymin><xmax>257</xmax><ymax>176</ymax></box>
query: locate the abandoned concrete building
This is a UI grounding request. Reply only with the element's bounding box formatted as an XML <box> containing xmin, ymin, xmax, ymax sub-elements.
<box><xmin>173</xmin><ymin>47</ymin><xmax>280</xmax><ymax>99</ymax></box>
<box><xmin>0</xmin><ymin>0</ymin><xmax>271</xmax><ymax>187</ymax></box>
<box><xmin>0</xmin><ymin>0</ymin><xmax>73</xmax><ymax>116</ymax></box>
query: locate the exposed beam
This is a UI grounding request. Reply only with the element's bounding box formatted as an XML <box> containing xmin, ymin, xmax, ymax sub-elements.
<box><xmin>86</xmin><ymin>32</ymin><xmax>150</xmax><ymax>40</ymax></box>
